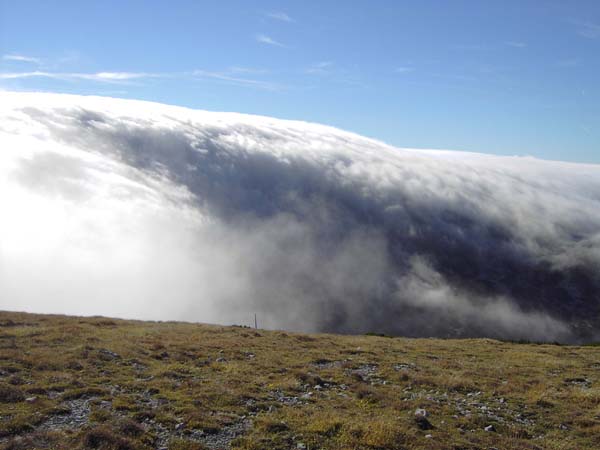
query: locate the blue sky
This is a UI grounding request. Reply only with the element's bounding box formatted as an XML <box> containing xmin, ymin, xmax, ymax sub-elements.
<box><xmin>1</xmin><ymin>0</ymin><xmax>599</xmax><ymax>163</ymax></box>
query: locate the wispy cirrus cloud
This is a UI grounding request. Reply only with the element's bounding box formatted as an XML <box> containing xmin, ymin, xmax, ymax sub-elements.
<box><xmin>3</xmin><ymin>54</ymin><xmax>42</xmax><ymax>65</ymax></box>
<box><xmin>92</xmin><ymin>72</ymin><xmax>158</xmax><ymax>80</ymax></box>
<box><xmin>505</xmin><ymin>41</ymin><xmax>526</xmax><ymax>48</ymax></box>
<box><xmin>265</xmin><ymin>11</ymin><xmax>293</xmax><ymax>23</ymax></box>
<box><xmin>303</xmin><ymin>62</ymin><xmax>366</xmax><ymax>88</ymax></box>
<box><xmin>191</xmin><ymin>69</ymin><xmax>284</xmax><ymax>91</ymax></box>
<box><xmin>395</xmin><ymin>66</ymin><xmax>415</xmax><ymax>74</ymax></box>
<box><xmin>556</xmin><ymin>59</ymin><xmax>581</xmax><ymax>68</ymax></box>
<box><xmin>256</xmin><ymin>34</ymin><xmax>287</xmax><ymax>48</ymax></box>
<box><xmin>0</xmin><ymin>71</ymin><xmax>160</xmax><ymax>83</ymax></box>
<box><xmin>228</xmin><ymin>66</ymin><xmax>270</xmax><ymax>75</ymax></box>
<box><xmin>453</xmin><ymin>42</ymin><xmax>527</xmax><ymax>51</ymax></box>
<box><xmin>305</xmin><ymin>61</ymin><xmax>334</xmax><ymax>75</ymax></box>
<box><xmin>451</xmin><ymin>43</ymin><xmax>491</xmax><ymax>51</ymax></box>
<box><xmin>0</xmin><ymin>66</ymin><xmax>284</xmax><ymax>91</ymax></box>
<box><xmin>572</xmin><ymin>20</ymin><xmax>600</xmax><ymax>39</ymax></box>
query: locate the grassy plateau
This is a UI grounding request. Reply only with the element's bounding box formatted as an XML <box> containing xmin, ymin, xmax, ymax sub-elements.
<box><xmin>0</xmin><ymin>310</ymin><xmax>599</xmax><ymax>449</ymax></box>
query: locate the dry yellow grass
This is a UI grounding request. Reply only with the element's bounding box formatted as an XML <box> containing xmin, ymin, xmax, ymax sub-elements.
<box><xmin>1</xmin><ymin>310</ymin><xmax>599</xmax><ymax>449</ymax></box>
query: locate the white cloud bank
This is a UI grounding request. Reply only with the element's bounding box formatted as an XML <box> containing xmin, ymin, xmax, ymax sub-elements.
<box><xmin>1</xmin><ymin>91</ymin><xmax>600</xmax><ymax>342</ymax></box>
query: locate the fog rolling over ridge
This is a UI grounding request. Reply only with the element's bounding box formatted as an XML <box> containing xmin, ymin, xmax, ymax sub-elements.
<box><xmin>1</xmin><ymin>92</ymin><xmax>600</xmax><ymax>343</ymax></box>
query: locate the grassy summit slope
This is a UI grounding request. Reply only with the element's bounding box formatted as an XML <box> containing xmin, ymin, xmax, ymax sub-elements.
<box><xmin>0</xmin><ymin>311</ymin><xmax>599</xmax><ymax>449</ymax></box>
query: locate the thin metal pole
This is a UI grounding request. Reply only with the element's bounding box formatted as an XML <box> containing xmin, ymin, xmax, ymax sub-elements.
<box><xmin>254</xmin><ymin>313</ymin><xmax>257</xmax><ymax>329</ymax></box>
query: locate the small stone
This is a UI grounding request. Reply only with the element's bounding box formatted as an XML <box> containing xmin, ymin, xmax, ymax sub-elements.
<box><xmin>154</xmin><ymin>351</ymin><xmax>169</xmax><ymax>360</ymax></box>
<box><xmin>297</xmin><ymin>443</ymin><xmax>306</xmax><ymax>449</ymax></box>
<box><xmin>416</xmin><ymin>416</ymin><xmax>434</xmax><ymax>430</ymax></box>
<box><xmin>25</xmin><ymin>396</ymin><xmax>37</xmax><ymax>403</ymax></box>
<box><xmin>98</xmin><ymin>348</ymin><xmax>120</xmax><ymax>360</ymax></box>
<box><xmin>414</xmin><ymin>408</ymin><xmax>428</xmax><ymax>418</ymax></box>
<box><xmin>175</xmin><ymin>422</ymin><xmax>184</xmax><ymax>430</ymax></box>
<box><xmin>414</xmin><ymin>411</ymin><xmax>433</xmax><ymax>431</ymax></box>
<box><xmin>484</xmin><ymin>425</ymin><xmax>496</xmax><ymax>432</ymax></box>
<box><xmin>425</xmin><ymin>434</ymin><xmax>433</xmax><ymax>439</ymax></box>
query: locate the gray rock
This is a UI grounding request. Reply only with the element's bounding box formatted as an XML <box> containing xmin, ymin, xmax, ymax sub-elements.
<box><xmin>414</xmin><ymin>408</ymin><xmax>428</xmax><ymax>418</ymax></box>
<box><xmin>98</xmin><ymin>348</ymin><xmax>120</xmax><ymax>360</ymax></box>
<box><xmin>414</xmin><ymin>408</ymin><xmax>434</xmax><ymax>430</ymax></box>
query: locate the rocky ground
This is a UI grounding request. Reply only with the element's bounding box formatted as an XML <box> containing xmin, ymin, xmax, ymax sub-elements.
<box><xmin>1</xmin><ymin>311</ymin><xmax>600</xmax><ymax>449</ymax></box>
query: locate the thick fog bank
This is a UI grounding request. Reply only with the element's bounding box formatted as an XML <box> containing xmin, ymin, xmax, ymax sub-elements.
<box><xmin>2</xmin><ymin>92</ymin><xmax>600</xmax><ymax>342</ymax></box>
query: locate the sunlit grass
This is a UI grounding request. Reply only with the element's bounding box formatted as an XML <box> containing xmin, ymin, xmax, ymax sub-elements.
<box><xmin>1</xmin><ymin>311</ymin><xmax>599</xmax><ymax>449</ymax></box>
